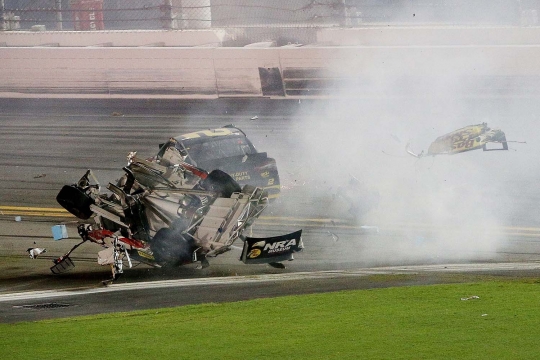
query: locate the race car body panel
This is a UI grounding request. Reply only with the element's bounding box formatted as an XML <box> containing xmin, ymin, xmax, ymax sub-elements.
<box><xmin>241</xmin><ymin>230</ymin><xmax>304</xmax><ymax>264</ymax></box>
<box><xmin>407</xmin><ymin>123</ymin><xmax>510</xmax><ymax>158</ymax></box>
<box><xmin>427</xmin><ymin>123</ymin><xmax>508</xmax><ymax>155</ymax></box>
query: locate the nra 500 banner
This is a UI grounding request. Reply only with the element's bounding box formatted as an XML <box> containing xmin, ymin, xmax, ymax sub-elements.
<box><xmin>241</xmin><ymin>230</ymin><xmax>303</xmax><ymax>264</ymax></box>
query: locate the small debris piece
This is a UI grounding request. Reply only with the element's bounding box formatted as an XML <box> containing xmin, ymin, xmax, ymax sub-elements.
<box><xmin>481</xmin><ymin>314</ymin><xmax>488</xmax><ymax>317</ymax></box>
<box><xmin>360</xmin><ymin>225</ymin><xmax>380</xmax><ymax>233</ymax></box>
<box><xmin>51</xmin><ymin>224</ymin><xmax>68</xmax><ymax>240</ymax></box>
<box><xmin>328</xmin><ymin>231</ymin><xmax>339</xmax><ymax>242</ymax></box>
<box><xmin>461</xmin><ymin>296</ymin><xmax>480</xmax><ymax>301</ymax></box>
<box><xmin>196</xmin><ymin>257</ymin><xmax>210</xmax><ymax>270</ymax></box>
<box><xmin>33</xmin><ymin>173</ymin><xmax>46</xmax><ymax>179</ymax></box>
<box><xmin>50</xmin><ymin>256</ymin><xmax>75</xmax><ymax>274</ymax></box>
<box><xmin>250</xmin><ymin>116</ymin><xmax>258</xmax><ymax>120</ymax></box>
<box><xmin>15</xmin><ymin>216</ymin><xmax>21</xmax><ymax>222</ymax></box>
<box><xmin>27</xmin><ymin>247</ymin><xmax>46</xmax><ymax>259</ymax></box>
<box><xmin>112</xmin><ymin>111</ymin><xmax>123</xmax><ymax>116</ymax></box>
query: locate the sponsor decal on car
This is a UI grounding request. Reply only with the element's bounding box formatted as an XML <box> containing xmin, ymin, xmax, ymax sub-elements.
<box><xmin>263</xmin><ymin>239</ymin><xmax>297</xmax><ymax>254</ymax></box>
<box><xmin>247</xmin><ymin>249</ymin><xmax>262</xmax><ymax>258</ymax></box>
<box><xmin>233</xmin><ymin>171</ymin><xmax>251</xmax><ymax>181</ymax></box>
<box><xmin>137</xmin><ymin>250</ymin><xmax>155</xmax><ymax>261</ymax></box>
<box><xmin>252</xmin><ymin>240</ymin><xmax>266</xmax><ymax>248</ymax></box>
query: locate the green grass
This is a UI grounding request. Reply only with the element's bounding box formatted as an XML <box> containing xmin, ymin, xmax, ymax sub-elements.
<box><xmin>2</xmin><ymin>280</ymin><xmax>540</xmax><ymax>359</ymax></box>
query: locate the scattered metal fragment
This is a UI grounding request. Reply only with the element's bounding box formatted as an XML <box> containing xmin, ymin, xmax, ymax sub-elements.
<box><xmin>14</xmin><ymin>216</ymin><xmax>21</xmax><ymax>222</ymax></box>
<box><xmin>33</xmin><ymin>173</ymin><xmax>46</xmax><ymax>178</ymax></box>
<box><xmin>327</xmin><ymin>231</ymin><xmax>339</xmax><ymax>242</ymax></box>
<box><xmin>250</xmin><ymin>115</ymin><xmax>258</xmax><ymax>120</ymax></box>
<box><xmin>461</xmin><ymin>295</ymin><xmax>480</xmax><ymax>301</ymax></box>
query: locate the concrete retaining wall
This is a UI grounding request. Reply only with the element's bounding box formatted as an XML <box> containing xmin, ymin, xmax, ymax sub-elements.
<box><xmin>0</xmin><ymin>30</ymin><xmax>232</xmax><ymax>47</ymax></box>
<box><xmin>2</xmin><ymin>45</ymin><xmax>540</xmax><ymax>98</ymax></box>
<box><xmin>3</xmin><ymin>27</ymin><xmax>540</xmax><ymax>48</ymax></box>
<box><xmin>317</xmin><ymin>27</ymin><xmax>540</xmax><ymax>46</ymax></box>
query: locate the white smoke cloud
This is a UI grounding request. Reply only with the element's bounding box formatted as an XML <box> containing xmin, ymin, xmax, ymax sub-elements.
<box><xmin>275</xmin><ymin>44</ymin><xmax>536</xmax><ymax>266</ymax></box>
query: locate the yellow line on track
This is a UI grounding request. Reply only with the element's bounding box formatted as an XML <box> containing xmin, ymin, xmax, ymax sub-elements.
<box><xmin>0</xmin><ymin>206</ymin><xmax>68</xmax><ymax>213</ymax></box>
<box><xmin>1</xmin><ymin>212</ymin><xmax>71</xmax><ymax>218</ymax></box>
<box><xmin>2</xmin><ymin>206</ymin><xmax>540</xmax><ymax>237</ymax></box>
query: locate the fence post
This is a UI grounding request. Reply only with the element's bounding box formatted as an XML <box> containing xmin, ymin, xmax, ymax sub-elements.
<box><xmin>183</xmin><ymin>0</ymin><xmax>211</xmax><ymax>29</ymax></box>
<box><xmin>164</xmin><ymin>0</ymin><xmax>174</xmax><ymax>29</ymax></box>
<box><xmin>0</xmin><ymin>0</ymin><xmax>5</xmax><ymax>31</ymax></box>
<box><xmin>339</xmin><ymin>0</ymin><xmax>347</xmax><ymax>27</ymax></box>
<box><xmin>56</xmin><ymin>0</ymin><xmax>63</xmax><ymax>30</ymax></box>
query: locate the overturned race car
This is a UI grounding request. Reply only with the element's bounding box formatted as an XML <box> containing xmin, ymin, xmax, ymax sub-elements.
<box><xmin>54</xmin><ymin>135</ymin><xmax>302</xmax><ymax>283</ymax></box>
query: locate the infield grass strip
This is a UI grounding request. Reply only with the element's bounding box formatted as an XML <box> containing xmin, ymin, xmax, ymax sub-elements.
<box><xmin>1</xmin><ymin>280</ymin><xmax>539</xmax><ymax>359</ymax></box>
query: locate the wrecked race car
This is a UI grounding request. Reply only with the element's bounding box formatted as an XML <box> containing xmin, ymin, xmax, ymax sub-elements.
<box><xmin>406</xmin><ymin>123</ymin><xmax>513</xmax><ymax>158</ymax></box>
<box><xmin>53</xmin><ymin>146</ymin><xmax>302</xmax><ymax>283</ymax></box>
<box><xmin>156</xmin><ymin>125</ymin><xmax>281</xmax><ymax>199</ymax></box>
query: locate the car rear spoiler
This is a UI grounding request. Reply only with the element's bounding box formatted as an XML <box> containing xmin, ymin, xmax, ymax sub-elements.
<box><xmin>240</xmin><ymin>230</ymin><xmax>303</xmax><ymax>264</ymax></box>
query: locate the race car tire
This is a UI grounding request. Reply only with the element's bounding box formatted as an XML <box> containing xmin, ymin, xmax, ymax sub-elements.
<box><xmin>56</xmin><ymin>185</ymin><xmax>95</xmax><ymax>220</ymax></box>
<box><xmin>198</xmin><ymin>169</ymin><xmax>241</xmax><ymax>198</ymax></box>
<box><xmin>150</xmin><ymin>228</ymin><xmax>193</xmax><ymax>267</ymax></box>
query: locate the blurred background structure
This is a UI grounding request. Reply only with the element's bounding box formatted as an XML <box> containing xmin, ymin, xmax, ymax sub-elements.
<box><xmin>1</xmin><ymin>1</ymin><xmax>539</xmax><ymax>34</ymax></box>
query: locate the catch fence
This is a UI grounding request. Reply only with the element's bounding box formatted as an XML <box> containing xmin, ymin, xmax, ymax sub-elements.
<box><xmin>1</xmin><ymin>0</ymin><xmax>537</xmax><ymax>32</ymax></box>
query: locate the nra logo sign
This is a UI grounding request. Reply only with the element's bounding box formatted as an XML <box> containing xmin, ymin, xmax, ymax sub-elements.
<box><xmin>264</xmin><ymin>239</ymin><xmax>297</xmax><ymax>254</ymax></box>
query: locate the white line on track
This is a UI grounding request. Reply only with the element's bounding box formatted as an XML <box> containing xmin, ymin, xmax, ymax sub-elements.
<box><xmin>1</xmin><ymin>263</ymin><xmax>539</xmax><ymax>303</ymax></box>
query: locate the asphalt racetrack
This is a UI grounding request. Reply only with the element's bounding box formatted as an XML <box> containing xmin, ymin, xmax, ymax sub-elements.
<box><xmin>1</xmin><ymin>98</ymin><xmax>539</xmax><ymax>322</ymax></box>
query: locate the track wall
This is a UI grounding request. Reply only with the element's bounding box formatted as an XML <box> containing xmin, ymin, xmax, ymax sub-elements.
<box><xmin>2</xmin><ymin>45</ymin><xmax>540</xmax><ymax>98</ymax></box>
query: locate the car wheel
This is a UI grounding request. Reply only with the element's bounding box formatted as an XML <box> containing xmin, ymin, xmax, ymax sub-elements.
<box><xmin>150</xmin><ymin>228</ymin><xmax>193</xmax><ymax>267</ymax></box>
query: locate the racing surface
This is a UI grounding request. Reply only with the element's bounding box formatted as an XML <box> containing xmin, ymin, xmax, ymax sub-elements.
<box><xmin>1</xmin><ymin>98</ymin><xmax>539</xmax><ymax>322</ymax></box>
